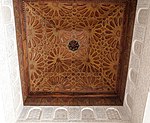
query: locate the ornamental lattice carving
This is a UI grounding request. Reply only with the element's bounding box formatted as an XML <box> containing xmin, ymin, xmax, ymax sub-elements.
<box><xmin>13</xmin><ymin>0</ymin><xmax>137</xmax><ymax>105</ymax></box>
<box><xmin>23</xmin><ymin>1</ymin><xmax>125</xmax><ymax>93</ymax></box>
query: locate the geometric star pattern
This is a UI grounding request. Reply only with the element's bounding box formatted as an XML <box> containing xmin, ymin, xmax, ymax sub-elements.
<box><xmin>23</xmin><ymin>1</ymin><xmax>125</xmax><ymax>93</ymax></box>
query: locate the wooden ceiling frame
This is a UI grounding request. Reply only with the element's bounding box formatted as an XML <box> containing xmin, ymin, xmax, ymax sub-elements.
<box><xmin>13</xmin><ymin>0</ymin><xmax>137</xmax><ymax>106</ymax></box>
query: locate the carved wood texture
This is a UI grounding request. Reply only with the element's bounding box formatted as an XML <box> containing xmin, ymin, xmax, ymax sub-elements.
<box><xmin>13</xmin><ymin>0</ymin><xmax>137</xmax><ymax>105</ymax></box>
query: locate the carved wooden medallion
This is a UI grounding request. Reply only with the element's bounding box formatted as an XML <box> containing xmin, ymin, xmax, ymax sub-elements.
<box><xmin>68</xmin><ymin>40</ymin><xmax>79</xmax><ymax>51</ymax></box>
<box><xmin>13</xmin><ymin>0</ymin><xmax>137</xmax><ymax>105</ymax></box>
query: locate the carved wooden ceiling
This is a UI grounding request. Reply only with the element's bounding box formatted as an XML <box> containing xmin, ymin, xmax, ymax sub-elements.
<box><xmin>13</xmin><ymin>0</ymin><xmax>137</xmax><ymax>105</ymax></box>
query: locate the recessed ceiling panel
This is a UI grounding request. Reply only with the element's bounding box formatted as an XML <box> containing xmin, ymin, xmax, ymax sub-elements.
<box><xmin>13</xmin><ymin>0</ymin><xmax>137</xmax><ymax>105</ymax></box>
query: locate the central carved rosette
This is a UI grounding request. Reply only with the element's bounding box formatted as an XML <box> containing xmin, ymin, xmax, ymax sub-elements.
<box><xmin>68</xmin><ymin>40</ymin><xmax>79</xmax><ymax>51</ymax></box>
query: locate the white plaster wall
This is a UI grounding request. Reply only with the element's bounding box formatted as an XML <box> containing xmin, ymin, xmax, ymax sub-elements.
<box><xmin>17</xmin><ymin>106</ymin><xmax>130</xmax><ymax>123</ymax></box>
<box><xmin>124</xmin><ymin>0</ymin><xmax>150</xmax><ymax>123</ymax></box>
<box><xmin>0</xmin><ymin>0</ymin><xmax>23</xmax><ymax>123</ymax></box>
<box><xmin>143</xmin><ymin>91</ymin><xmax>150</xmax><ymax>123</ymax></box>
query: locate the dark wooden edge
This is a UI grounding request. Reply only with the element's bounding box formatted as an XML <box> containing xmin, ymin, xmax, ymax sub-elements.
<box><xmin>24</xmin><ymin>96</ymin><xmax>122</xmax><ymax>106</ymax></box>
<box><xmin>13</xmin><ymin>0</ymin><xmax>137</xmax><ymax>106</ymax></box>
<box><xmin>23</xmin><ymin>0</ymin><xmax>128</xmax><ymax>3</ymax></box>
<box><xmin>13</xmin><ymin>0</ymin><xmax>30</xmax><ymax>102</ymax></box>
<box><xmin>29</xmin><ymin>91</ymin><xmax>118</xmax><ymax>96</ymax></box>
<box><xmin>116</xmin><ymin>0</ymin><xmax>137</xmax><ymax>102</ymax></box>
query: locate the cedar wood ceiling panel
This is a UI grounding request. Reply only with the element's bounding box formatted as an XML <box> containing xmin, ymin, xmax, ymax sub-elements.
<box><xmin>13</xmin><ymin>0</ymin><xmax>137</xmax><ymax>106</ymax></box>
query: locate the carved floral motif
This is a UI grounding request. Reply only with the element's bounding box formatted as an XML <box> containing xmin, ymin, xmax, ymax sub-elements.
<box><xmin>23</xmin><ymin>1</ymin><xmax>125</xmax><ymax>93</ymax></box>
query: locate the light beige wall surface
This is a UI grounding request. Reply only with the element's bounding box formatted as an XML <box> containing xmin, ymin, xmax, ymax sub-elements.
<box><xmin>0</xmin><ymin>0</ymin><xmax>23</xmax><ymax>123</ymax></box>
<box><xmin>124</xmin><ymin>0</ymin><xmax>150</xmax><ymax>123</ymax></box>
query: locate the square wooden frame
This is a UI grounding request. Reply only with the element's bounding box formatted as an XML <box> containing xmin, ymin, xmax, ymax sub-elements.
<box><xmin>13</xmin><ymin>0</ymin><xmax>137</xmax><ymax>106</ymax></box>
